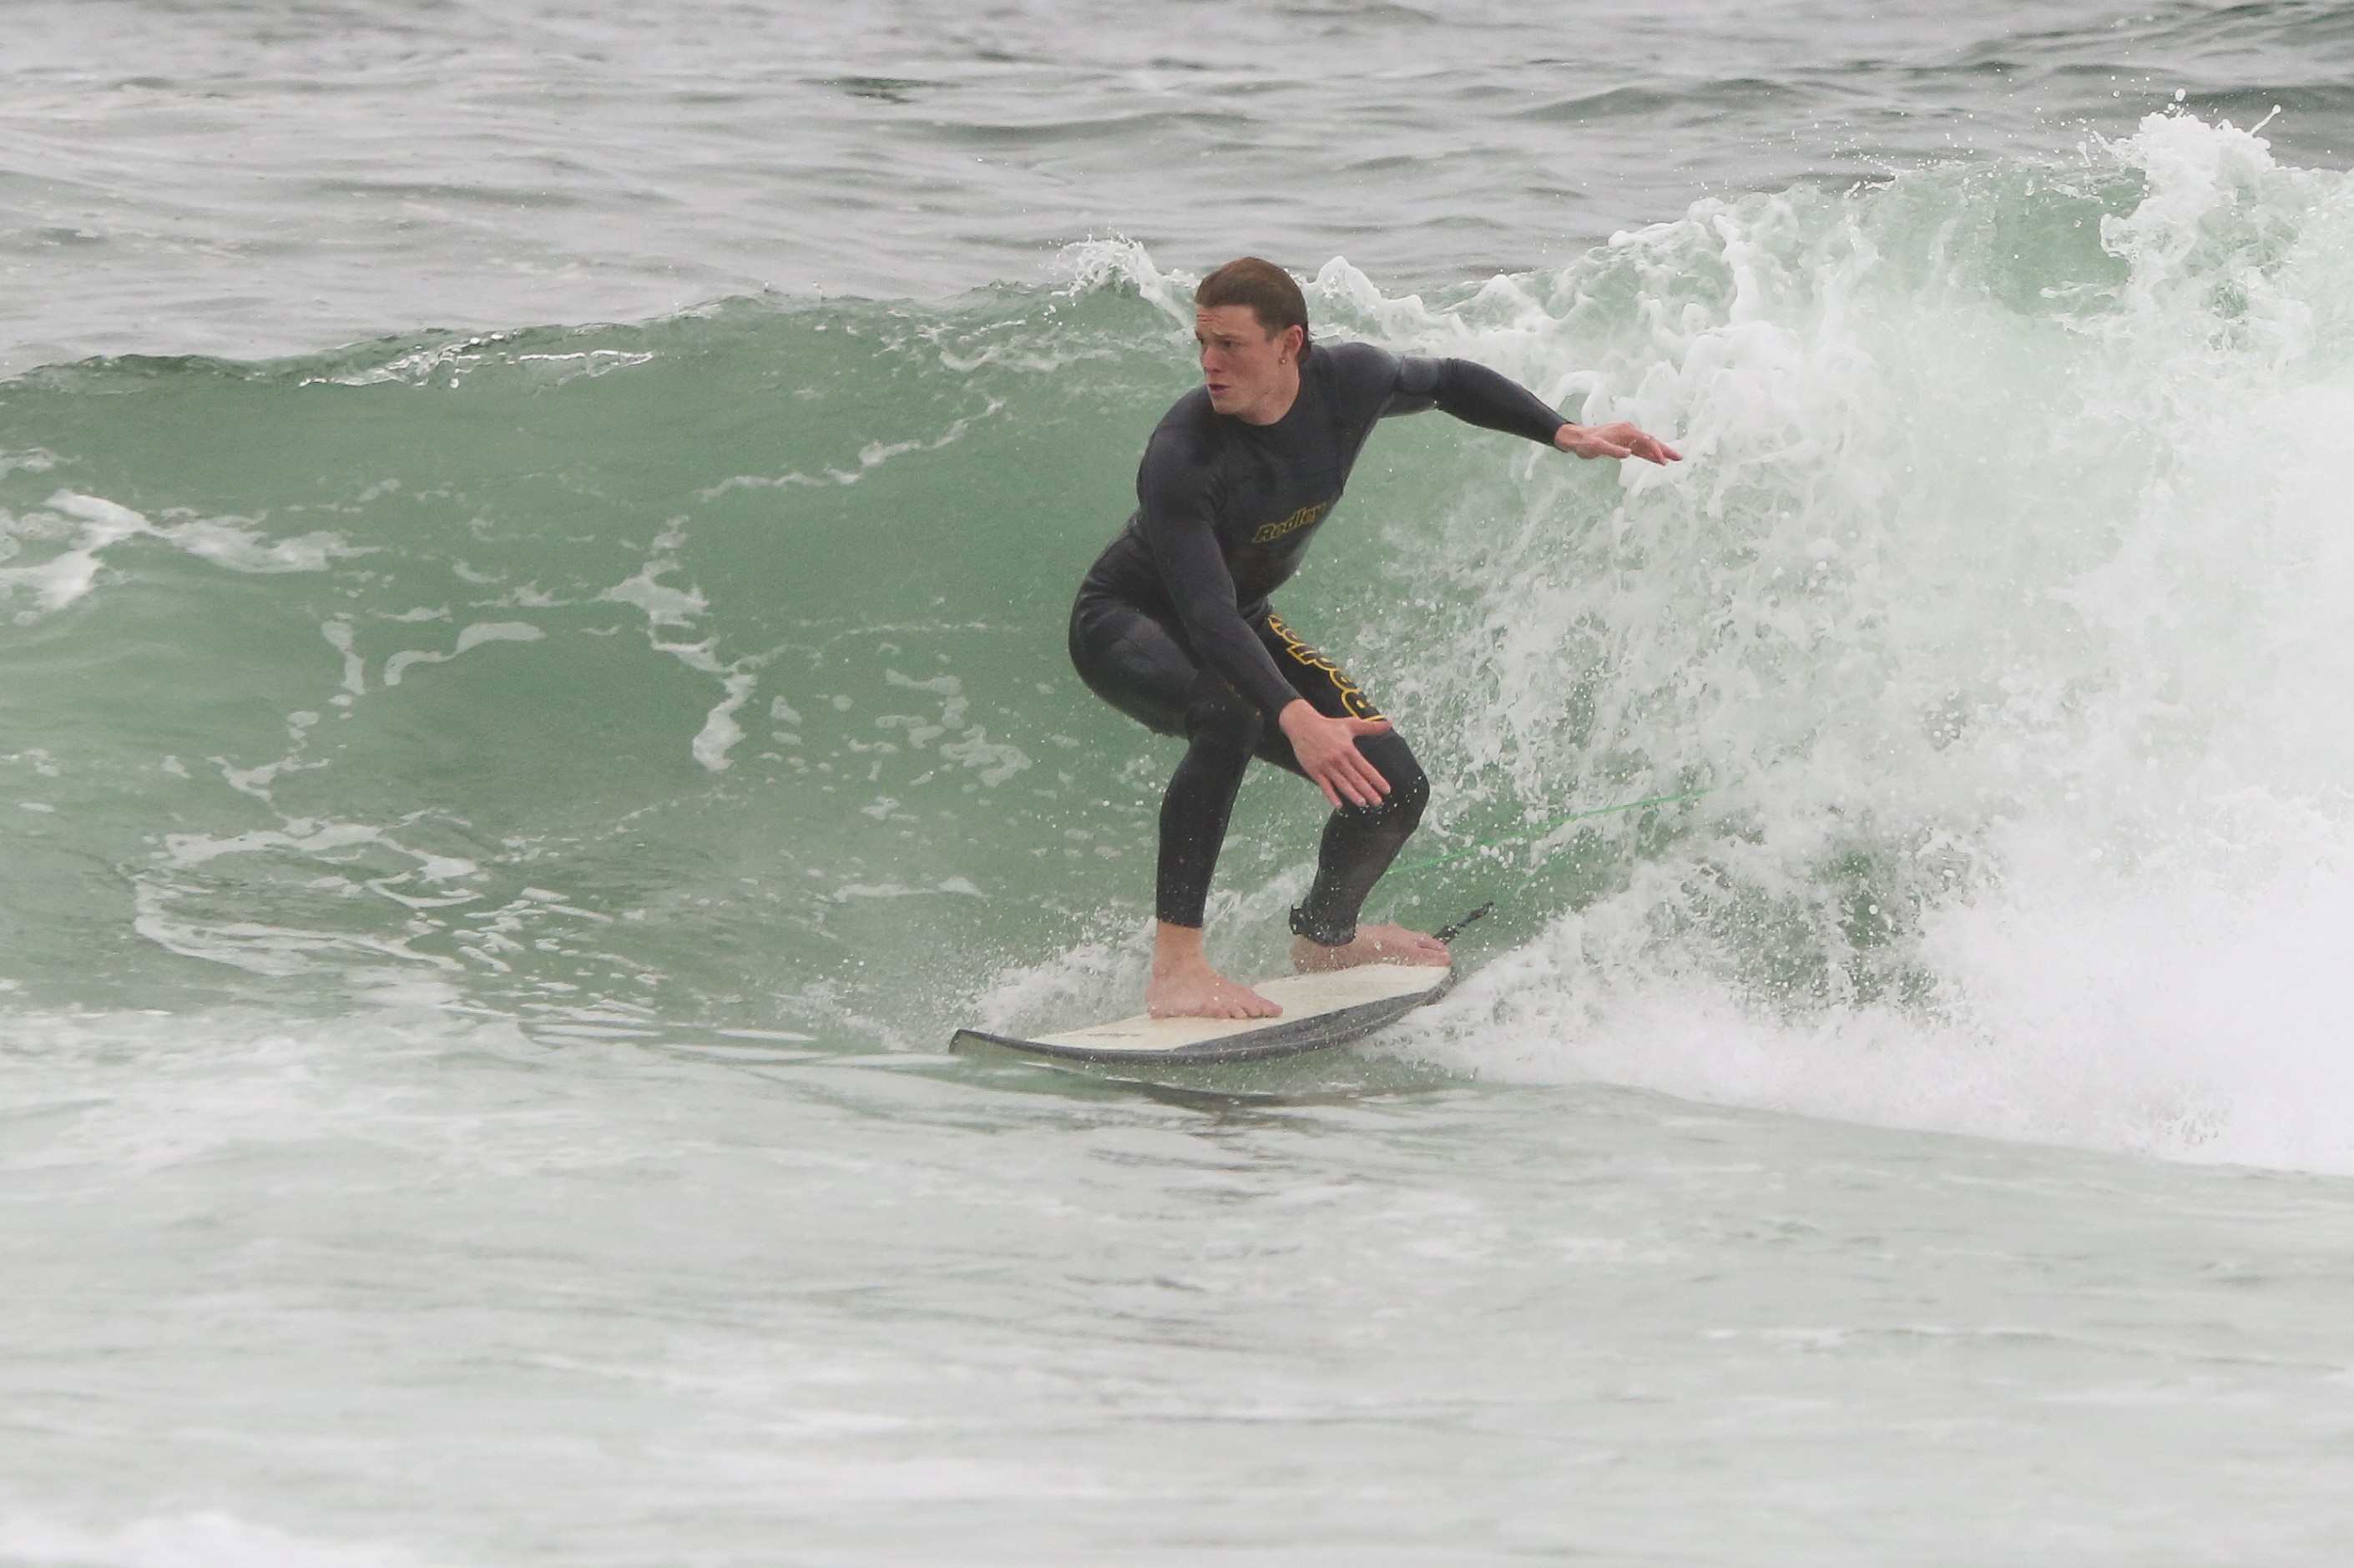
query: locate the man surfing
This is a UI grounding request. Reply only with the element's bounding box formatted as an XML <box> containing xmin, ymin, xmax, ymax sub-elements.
<box><xmin>1069</xmin><ymin>258</ymin><xmax>1680</xmax><ymax>1019</ymax></box>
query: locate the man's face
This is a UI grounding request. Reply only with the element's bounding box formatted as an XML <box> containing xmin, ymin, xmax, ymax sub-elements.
<box><xmin>1195</xmin><ymin>305</ymin><xmax>1299</xmax><ymax>423</ymax></box>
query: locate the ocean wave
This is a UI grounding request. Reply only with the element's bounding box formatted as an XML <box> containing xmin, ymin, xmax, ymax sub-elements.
<box><xmin>8</xmin><ymin>113</ymin><xmax>2354</xmax><ymax>1170</ymax></box>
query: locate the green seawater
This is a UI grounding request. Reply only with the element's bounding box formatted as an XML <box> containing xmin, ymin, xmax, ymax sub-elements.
<box><xmin>1</xmin><ymin>290</ymin><xmax>1134</xmax><ymax>1030</ymax></box>
<box><xmin>0</xmin><ymin>277</ymin><xmax>1543</xmax><ymax>1039</ymax></box>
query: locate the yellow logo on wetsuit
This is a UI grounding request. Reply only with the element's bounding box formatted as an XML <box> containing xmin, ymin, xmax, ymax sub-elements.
<box><xmin>1265</xmin><ymin>613</ymin><xmax>1383</xmax><ymax>721</ymax></box>
<box><xmin>1250</xmin><ymin>502</ymin><xmax>1331</xmax><ymax>545</ymax></box>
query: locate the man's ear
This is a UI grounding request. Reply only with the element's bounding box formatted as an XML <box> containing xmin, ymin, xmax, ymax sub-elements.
<box><xmin>1280</xmin><ymin>324</ymin><xmax>1305</xmax><ymax>360</ymax></box>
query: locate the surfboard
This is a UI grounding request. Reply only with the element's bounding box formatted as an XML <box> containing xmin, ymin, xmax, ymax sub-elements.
<box><xmin>951</xmin><ymin>961</ymin><xmax>1453</xmax><ymax>1066</ymax></box>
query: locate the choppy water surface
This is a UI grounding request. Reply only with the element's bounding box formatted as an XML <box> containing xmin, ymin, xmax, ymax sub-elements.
<box><xmin>10</xmin><ymin>0</ymin><xmax>2354</xmax><ymax>370</ymax></box>
<box><xmin>10</xmin><ymin>2</ymin><xmax>2354</xmax><ymax>1562</ymax></box>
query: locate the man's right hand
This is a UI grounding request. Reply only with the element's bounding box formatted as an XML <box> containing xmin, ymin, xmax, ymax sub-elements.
<box><xmin>1278</xmin><ymin>699</ymin><xmax>1393</xmax><ymax>809</ymax></box>
<box><xmin>1556</xmin><ymin>421</ymin><xmax>1682</xmax><ymax>465</ymax></box>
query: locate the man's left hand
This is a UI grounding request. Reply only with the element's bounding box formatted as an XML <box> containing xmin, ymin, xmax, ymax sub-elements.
<box><xmin>1555</xmin><ymin>421</ymin><xmax>1682</xmax><ymax>465</ymax></box>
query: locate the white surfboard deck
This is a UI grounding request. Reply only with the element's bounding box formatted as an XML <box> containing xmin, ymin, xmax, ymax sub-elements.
<box><xmin>951</xmin><ymin>961</ymin><xmax>1453</xmax><ymax>1065</ymax></box>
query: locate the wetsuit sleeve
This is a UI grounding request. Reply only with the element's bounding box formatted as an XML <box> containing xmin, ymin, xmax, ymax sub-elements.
<box><xmin>1136</xmin><ymin>440</ymin><xmax>1304</xmax><ymax>719</ymax></box>
<box><xmin>1387</xmin><ymin>355</ymin><xmax>1567</xmax><ymax>446</ymax></box>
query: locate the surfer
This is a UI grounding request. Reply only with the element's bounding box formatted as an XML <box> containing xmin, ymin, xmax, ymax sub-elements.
<box><xmin>1069</xmin><ymin>258</ymin><xmax>1680</xmax><ymax>1019</ymax></box>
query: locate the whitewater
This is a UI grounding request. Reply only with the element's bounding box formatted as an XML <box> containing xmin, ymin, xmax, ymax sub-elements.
<box><xmin>9</xmin><ymin>2</ymin><xmax>2354</xmax><ymax>1563</ymax></box>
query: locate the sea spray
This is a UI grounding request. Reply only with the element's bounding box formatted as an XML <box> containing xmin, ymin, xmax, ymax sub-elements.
<box><xmin>1372</xmin><ymin>113</ymin><xmax>2354</xmax><ymax>1169</ymax></box>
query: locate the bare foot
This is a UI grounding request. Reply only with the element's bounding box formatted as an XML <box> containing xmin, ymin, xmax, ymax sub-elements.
<box><xmin>1146</xmin><ymin>920</ymin><xmax>1280</xmax><ymax>1019</ymax></box>
<box><xmin>1148</xmin><ymin>957</ymin><xmax>1281</xmax><ymax>1020</ymax></box>
<box><xmin>1291</xmin><ymin>921</ymin><xmax>1452</xmax><ymax>974</ymax></box>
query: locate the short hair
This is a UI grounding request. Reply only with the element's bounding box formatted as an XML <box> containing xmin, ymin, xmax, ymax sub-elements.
<box><xmin>1195</xmin><ymin>257</ymin><xmax>1313</xmax><ymax>359</ymax></box>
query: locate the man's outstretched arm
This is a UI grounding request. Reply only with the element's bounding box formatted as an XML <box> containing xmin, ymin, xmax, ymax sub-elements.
<box><xmin>1392</xmin><ymin>353</ymin><xmax>1683</xmax><ymax>466</ymax></box>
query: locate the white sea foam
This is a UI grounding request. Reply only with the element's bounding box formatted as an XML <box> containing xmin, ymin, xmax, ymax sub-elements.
<box><xmin>0</xmin><ymin>492</ymin><xmax>361</xmax><ymax>623</ymax></box>
<box><xmin>1291</xmin><ymin>114</ymin><xmax>2354</xmax><ymax>1172</ymax></box>
<box><xmin>696</xmin><ymin>401</ymin><xmax>1003</xmax><ymax>497</ymax></box>
<box><xmin>379</xmin><ymin>621</ymin><xmax>545</xmax><ymax>687</ymax></box>
<box><xmin>594</xmin><ymin>520</ymin><xmax>765</xmax><ymax>772</ymax></box>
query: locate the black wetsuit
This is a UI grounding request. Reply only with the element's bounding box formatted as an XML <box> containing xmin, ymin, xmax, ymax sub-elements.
<box><xmin>1069</xmin><ymin>340</ymin><xmax>1566</xmax><ymax>945</ymax></box>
